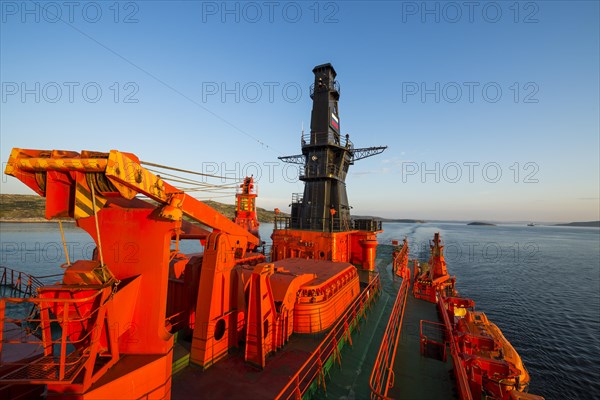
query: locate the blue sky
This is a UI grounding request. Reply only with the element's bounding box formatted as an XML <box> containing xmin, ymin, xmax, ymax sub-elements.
<box><xmin>1</xmin><ymin>1</ymin><xmax>598</xmax><ymax>222</ymax></box>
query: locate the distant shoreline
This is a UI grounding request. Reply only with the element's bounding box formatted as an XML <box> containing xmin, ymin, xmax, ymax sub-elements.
<box><xmin>0</xmin><ymin>218</ymin><xmax>75</xmax><ymax>223</ymax></box>
<box><xmin>553</xmin><ymin>221</ymin><xmax>600</xmax><ymax>228</ymax></box>
<box><xmin>380</xmin><ymin>219</ymin><xmax>426</xmax><ymax>223</ymax></box>
<box><xmin>1</xmin><ymin>194</ymin><xmax>598</xmax><ymax>227</ymax></box>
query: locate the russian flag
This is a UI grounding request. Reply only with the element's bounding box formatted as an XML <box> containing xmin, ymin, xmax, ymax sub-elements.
<box><xmin>331</xmin><ymin>113</ymin><xmax>339</xmax><ymax>130</ymax></box>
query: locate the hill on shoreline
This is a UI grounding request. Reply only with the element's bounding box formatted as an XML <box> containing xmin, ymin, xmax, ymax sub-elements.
<box><xmin>1</xmin><ymin>194</ymin><xmax>46</xmax><ymax>220</ymax></box>
<box><xmin>553</xmin><ymin>221</ymin><xmax>600</xmax><ymax>228</ymax></box>
<box><xmin>0</xmin><ymin>194</ymin><xmax>280</xmax><ymax>223</ymax></box>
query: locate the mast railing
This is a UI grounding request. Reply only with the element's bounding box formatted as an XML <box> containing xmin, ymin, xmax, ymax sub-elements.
<box><xmin>300</xmin><ymin>162</ymin><xmax>348</xmax><ymax>181</ymax></box>
<box><xmin>273</xmin><ymin>216</ymin><xmax>355</xmax><ymax>232</ymax></box>
<box><xmin>309</xmin><ymin>80</ymin><xmax>340</xmax><ymax>99</ymax></box>
<box><xmin>353</xmin><ymin>219</ymin><xmax>383</xmax><ymax>232</ymax></box>
<box><xmin>273</xmin><ymin>216</ymin><xmax>381</xmax><ymax>233</ymax></box>
<box><xmin>301</xmin><ymin>131</ymin><xmax>353</xmax><ymax>149</ymax></box>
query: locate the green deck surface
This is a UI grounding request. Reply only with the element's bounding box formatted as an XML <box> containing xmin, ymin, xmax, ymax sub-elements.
<box><xmin>387</xmin><ymin>293</ymin><xmax>457</xmax><ymax>399</ymax></box>
<box><xmin>324</xmin><ymin>253</ymin><xmax>457</xmax><ymax>400</ymax></box>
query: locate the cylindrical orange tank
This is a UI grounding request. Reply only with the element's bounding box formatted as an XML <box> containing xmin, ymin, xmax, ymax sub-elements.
<box><xmin>360</xmin><ymin>239</ymin><xmax>378</xmax><ymax>271</ymax></box>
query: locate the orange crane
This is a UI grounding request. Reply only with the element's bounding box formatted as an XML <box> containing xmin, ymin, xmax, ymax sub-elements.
<box><xmin>4</xmin><ymin>148</ymin><xmax>259</xmax><ymax>250</ymax></box>
<box><xmin>1</xmin><ymin>148</ymin><xmax>264</xmax><ymax>399</ymax></box>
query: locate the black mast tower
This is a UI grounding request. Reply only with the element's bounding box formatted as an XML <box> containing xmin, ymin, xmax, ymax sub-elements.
<box><xmin>279</xmin><ymin>63</ymin><xmax>387</xmax><ymax>232</ymax></box>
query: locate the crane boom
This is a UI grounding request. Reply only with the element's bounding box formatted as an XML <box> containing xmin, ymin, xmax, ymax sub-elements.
<box><xmin>5</xmin><ymin>148</ymin><xmax>260</xmax><ymax>248</ymax></box>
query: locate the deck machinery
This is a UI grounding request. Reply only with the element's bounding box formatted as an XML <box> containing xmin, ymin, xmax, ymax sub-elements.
<box><xmin>0</xmin><ymin>63</ymin><xmax>388</xmax><ymax>399</ymax></box>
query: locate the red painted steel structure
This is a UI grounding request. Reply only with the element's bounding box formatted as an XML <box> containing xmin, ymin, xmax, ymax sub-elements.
<box><xmin>271</xmin><ymin>217</ymin><xmax>382</xmax><ymax>271</ymax></box>
<box><xmin>233</xmin><ymin>176</ymin><xmax>260</xmax><ymax>239</ymax></box>
<box><xmin>413</xmin><ymin>232</ymin><xmax>456</xmax><ymax>303</ymax></box>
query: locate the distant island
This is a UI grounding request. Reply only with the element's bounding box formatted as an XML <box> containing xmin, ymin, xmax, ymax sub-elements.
<box><xmin>467</xmin><ymin>222</ymin><xmax>496</xmax><ymax>226</ymax></box>
<box><xmin>554</xmin><ymin>221</ymin><xmax>600</xmax><ymax>228</ymax></box>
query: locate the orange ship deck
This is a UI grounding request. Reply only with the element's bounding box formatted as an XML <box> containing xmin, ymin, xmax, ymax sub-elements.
<box><xmin>270</xmin><ymin>258</ymin><xmax>352</xmax><ymax>286</ymax></box>
<box><xmin>387</xmin><ymin>292</ymin><xmax>456</xmax><ymax>399</ymax></box>
<box><xmin>170</xmin><ymin>269</ymin><xmax>376</xmax><ymax>399</ymax></box>
<box><xmin>172</xmin><ymin>334</ymin><xmax>324</xmax><ymax>399</ymax></box>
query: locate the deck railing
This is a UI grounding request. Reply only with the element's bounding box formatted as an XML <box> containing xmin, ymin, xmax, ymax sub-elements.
<box><xmin>275</xmin><ymin>274</ymin><xmax>381</xmax><ymax>400</ymax></box>
<box><xmin>0</xmin><ymin>266</ymin><xmax>46</xmax><ymax>298</ymax></box>
<box><xmin>419</xmin><ymin>320</ymin><xmax>448</xmax><ymax>361</ymax></box>
<box><xmin>438</xmin><ymin>295</ymin><xmax>473</xmax><ymax>400</ymax></box>
<box><xmin>0</xmin><ymin>285</ymin><xmax>117</xmax><ymax>388</ymax></box>
<box><xmin>368</xmin><ymin>274</ymin><xmax>410</xmax><ymax>399</ymax></box>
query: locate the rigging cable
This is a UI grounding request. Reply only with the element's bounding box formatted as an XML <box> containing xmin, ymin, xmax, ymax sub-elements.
<box><xmin>141</xmin><ymin>161</ymin><xmax>240</xmax><ymax>180</ymax></box>
<box><xmin>144</xmin><ymin>167</ymin><xmax>239</xmax><ymax>187</ymax></box>
<box><xmin>58</xmin><ymin>221</ymin><xmax>71</xmax><ymax>267</ymax></box>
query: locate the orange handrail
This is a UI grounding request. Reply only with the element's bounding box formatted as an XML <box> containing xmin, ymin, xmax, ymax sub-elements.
<box><xmin>438</xmin><ymin>295</ymin><xmax>473</xmax><ymax>400</ymax></box>
<box><xmin>0</xmin><ymin>266</ymin><xmax>45</xmax><ymax>298</ymax></box>
<box><xmin>0</xmin><ymin>285</ymin><xmax>117</xmax><ymax>387</ymax></box>
<box><xmin>368</xmin><ymin>274</ymin><xmax>410</xmax><ymax>399</ymax></box>
<box><xmin>369</xmin><ymin>241</ymin><xmax>411</xmax><ymax>399</ymax></box>
<box><xmin>275</xmin><ymin>274</ymin><xmax>381</xmax><ymax>400</ymax></box>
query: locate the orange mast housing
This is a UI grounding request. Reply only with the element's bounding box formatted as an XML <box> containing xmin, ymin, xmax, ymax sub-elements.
<box><xmin>234</xmin><ymin>176</ymin><xmax>260</xmax><ymax>239</ymax></box>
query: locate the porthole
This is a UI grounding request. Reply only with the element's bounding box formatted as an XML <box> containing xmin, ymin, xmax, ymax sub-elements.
<box><xmin>214</xmin><ymin>318</ymin><xmax>226</xmax><ymax>341</ymax></box>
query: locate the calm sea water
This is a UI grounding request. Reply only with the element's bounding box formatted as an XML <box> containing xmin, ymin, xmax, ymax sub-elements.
<box><xmin>1</xmin><ymin>221</ymin><xmax>599</xmax><ymax>399</ymax></box>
